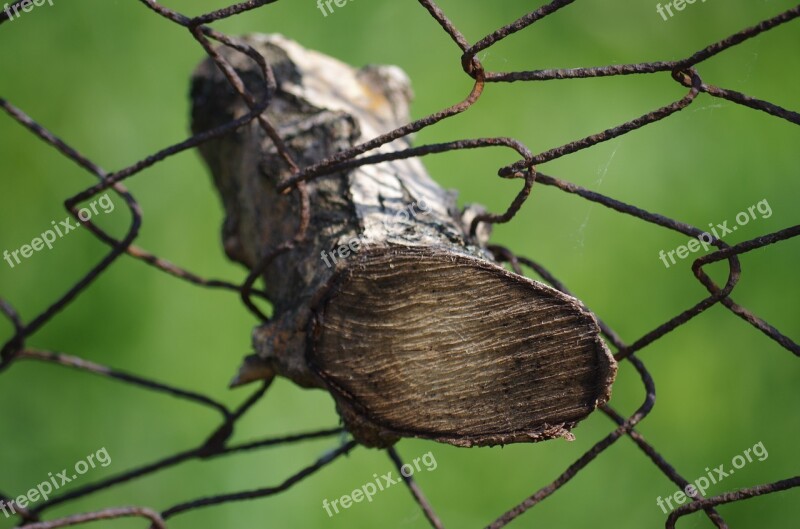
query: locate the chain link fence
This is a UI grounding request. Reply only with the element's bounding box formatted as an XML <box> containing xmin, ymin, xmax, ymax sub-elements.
<box><xmin>1</xmin><ymin>1</ymin><xmax>798</xmax><ymax>528</ymax></box>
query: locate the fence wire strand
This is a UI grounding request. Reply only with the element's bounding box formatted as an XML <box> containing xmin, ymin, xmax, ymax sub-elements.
<box><xmin>1</xmin><ymin>1</ymin><xmax>798</xmax><ymax>528</ymax></box>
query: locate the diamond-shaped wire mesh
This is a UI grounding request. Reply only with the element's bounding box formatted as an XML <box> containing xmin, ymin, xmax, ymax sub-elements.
<box><xmin>1</xmin><ymin>1</ymin><xmax>798</xmax><ymax>528</ymax></box>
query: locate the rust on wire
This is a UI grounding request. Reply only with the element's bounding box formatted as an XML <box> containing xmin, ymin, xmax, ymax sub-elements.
<box><xmin>1</xmin><ymin>0</ymin><xmax>798</xmax><ymax>527</ymax></box>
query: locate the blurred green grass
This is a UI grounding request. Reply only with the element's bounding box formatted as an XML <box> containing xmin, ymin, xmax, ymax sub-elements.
<box><xmin>0</xmin><ymin>1</ymin><xmax>798</xmax><ymax>528</ymax></box>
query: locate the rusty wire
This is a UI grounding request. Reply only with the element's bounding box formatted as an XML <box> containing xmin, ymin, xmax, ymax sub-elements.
<box><xmin>1</xmin><ymin>1</ymin><xmax>798</xmax><ymax>528</ymax></box>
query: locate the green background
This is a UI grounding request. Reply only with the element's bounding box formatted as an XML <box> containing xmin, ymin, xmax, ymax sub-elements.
<box><xmin>1</xmin><ymin>1</ymin><xmax>798</xmax><ymax>528</ymax></box>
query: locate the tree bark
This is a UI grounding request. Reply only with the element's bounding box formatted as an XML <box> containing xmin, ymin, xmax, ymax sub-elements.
<box><xmin>190</xmin><ymin>34</ymin><xmax>616</xmax><ymax>448</ymax></box>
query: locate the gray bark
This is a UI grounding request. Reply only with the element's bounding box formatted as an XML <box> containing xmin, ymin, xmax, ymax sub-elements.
<box><xmin>191</xmin><ymin>34</ymin><xmax>616</xmax><ymax>448</ymax></box>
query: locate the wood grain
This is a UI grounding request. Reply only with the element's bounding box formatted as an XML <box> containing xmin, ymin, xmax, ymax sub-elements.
<box><xmin>309</xmin><ymin>247</ymin><xmax>616</xmax><ymax>447</ymax></box>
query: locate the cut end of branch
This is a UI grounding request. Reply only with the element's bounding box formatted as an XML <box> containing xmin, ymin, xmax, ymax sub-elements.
<box><xmin>307</xmin><ymin>246</ymin><xmax>617</xmax><ymax>447</ymax></box>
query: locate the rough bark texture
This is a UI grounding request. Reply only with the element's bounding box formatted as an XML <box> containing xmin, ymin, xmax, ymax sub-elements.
<box><xmin>190</xmin><ymin>34</ymin><xmax>617</xmax><ymax>448</ymax></box>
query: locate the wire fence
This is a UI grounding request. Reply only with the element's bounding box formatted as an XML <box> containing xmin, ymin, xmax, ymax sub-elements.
<box><xmin>1</xmin><ymin>1</ymin><xmax>798</xmax><ymax>528</ymax></box>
